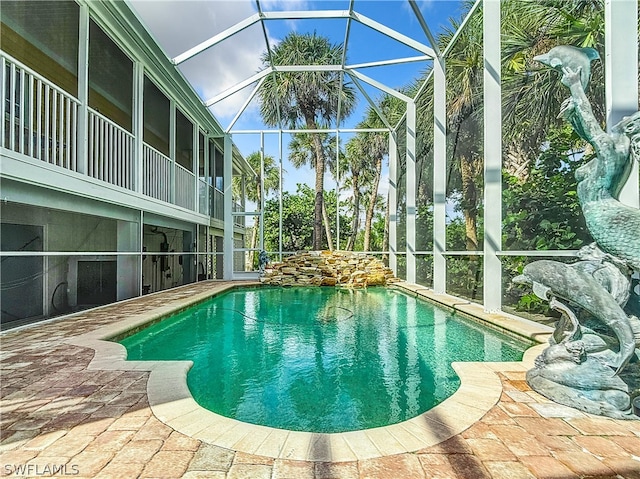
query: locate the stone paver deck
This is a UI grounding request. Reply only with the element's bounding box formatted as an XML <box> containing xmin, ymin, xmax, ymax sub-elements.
<box><xmin>1</xmin><ymin>280</ymin><xmax>639</xmax><ymax>478</ymax></box>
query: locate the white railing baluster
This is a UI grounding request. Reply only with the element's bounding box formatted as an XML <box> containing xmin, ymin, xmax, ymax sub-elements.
<box><xmin>126</xmin><ymin>134</ymin><xmax>131</xmax><ymax>189</ymax></box>
<box><xmin>57</xmin><ymin>91</ymin><xmax>64</xmax><ymax>167</ymax></box>
<box><xmin>36</xmin><ymin>79</ymin><xmax>42</xmax><ymax>160</ymax></box>
<box><xmin>111</xmin><ymin>123</ymin><xmax>116</xmax><ymax>184</ymax></box>
<box><xmin>28</xmin><ymin>74</ymin><xmax>34</xmax><ymax>157</ymax></box>
<box><xmin>62</xmin><ymin>98</ymin><xmax>71</xmax><ymax>169</ymax></box>
<box><xmin>71</xmin><ymin>102</ymin><xmax>77</xmax><ymax>171</ymax></box>
<box><xmin>100</xmin><ymin>117</ymin><xmax>106</xmax><ymax>180</ymax></box>
<box><xmin>18</xmin><ymin>68</ymin><xmax>25</xmax><ymax>154</ymax></box>
<box><xmin>1</xmin><ymin>57</ymin><xmax>6</xmax><ymax>148</ymax></box>
<box><xmin>43</xmin><ymin>84</ymin><xmax>49</xmax><ymax>164</ymax></box>
<box><xmin>105</xmin><ymin>118</ymin><xmax>110</xmax><ymax>182</ymax></box>
<box><xmin>88</xmin><ymin>113</ymin><xmax>94</xmax><ymax>177</ymax></box>
<box><xmin>122</xmin><ymin>131</ymin><xmax>126</xmax><ymax>188</ymax></box>
<box><xmin>116</xmin><ymin>127</ymin><xmax>120</xmax><ymax>185</ymax></box>
<box><xmin>51</xmin><ymin>88</ymin><xmax>57</xmax><ymax>165</ymax></box>
<box><xmin>9</xmin><ymin>63</ymin><xmax>16</xmax><ymax>151</ymax></box>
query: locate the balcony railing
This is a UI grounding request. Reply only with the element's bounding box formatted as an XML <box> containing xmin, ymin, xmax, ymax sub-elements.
<box><xmin>2</xmin><ymin>52</ymin><xmax>239</xmax><ymax>223</ymax></box>
<box><xmin>198</xmin><ymin>180</ymin><xmax>210</xmax><ymax>215</ymax></box>
<box><xmin>2</xmin><ymin>54</ymin><xmax>80</xmax><ymax>173</ymax></box>
<box><xmin>175</xmin><ymin>163</ymin><xmax>195</xmax><ymax>210</ymax></box>
<box><xmin>212</xmin><ymin>188</ymin><xmax>224</xmax><ymax>221</ymax></box>
<box><xmin>88</xmin><ymin>109</ymin><xmax>134</xmax><ymax>190</ymax></box>
<box><xmin>142</xmin><ymin>143</ymin><xmax>171</xmax><ymax>203</ymax></box>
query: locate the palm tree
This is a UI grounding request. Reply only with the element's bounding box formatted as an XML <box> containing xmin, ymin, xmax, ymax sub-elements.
<box><xmin>288</xmin><ymin>131</ymin><xmax>338</xmax><ymax>250</ymax></box>
<box><xmin>406</xmin><ymin>1</ymin><xmax>609</xmax><ymax>253</ymax></box>
<box><xmin>257</xmin><ymin>32</ymin><xmax>356</xmax><ymax>250</ymax></box>
<box><xmin>343</xmin><ymin>135</ymin><xmax>366</xmax><ymax>251</ymax></box>
<box><xmin>435</xmin><ymin>11</ymin><xmax>485</xmax><ymax>251</ymax></box>
<box><xmin>500</xmin><ymin>0</ymin><xmax>608</xmax><ymax>174</ymax></box>
<box><xmin>346</xmin><ymin>95</ymin><xmax>405</xmax><ymax>252</ymax></box>
<box><xmin>232</xmin><ymin>151</ymin><xmax>280</xmax><ymax>269</ymax></box>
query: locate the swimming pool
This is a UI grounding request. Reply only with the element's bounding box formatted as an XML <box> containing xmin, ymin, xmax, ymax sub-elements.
<box><xmin>120</xmin><ymin>286</ymin><xmax>530</xmax><ymax>433</ymax></box>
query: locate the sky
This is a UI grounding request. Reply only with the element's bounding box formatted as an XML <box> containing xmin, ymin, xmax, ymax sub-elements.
<box><xmin>128</xmin><ymin>0</ymin><xmax>466</xmax><ymax>208</ymax></box>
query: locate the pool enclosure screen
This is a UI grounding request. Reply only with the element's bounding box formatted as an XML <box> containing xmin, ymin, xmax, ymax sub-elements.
<box><xmin>192</xmin><ymin>0</ymin><xmax>639</xmax><ymax>314</ymax></box>
<box><xmin>1</xmin><ymin>0</ymin><xmax>638</xmax><ymax>328</ymax></box>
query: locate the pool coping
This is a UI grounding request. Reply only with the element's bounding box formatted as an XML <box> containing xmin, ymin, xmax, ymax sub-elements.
<box><xmin>66</xmin><ymin>281</ymin><xmax>553</xmax><ymax>462</ymax></box>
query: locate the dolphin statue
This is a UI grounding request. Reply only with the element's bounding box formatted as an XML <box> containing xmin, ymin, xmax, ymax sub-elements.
<box><xmin>533</xmin><ymin>45</ymin><xmax>600</xmax><ymax>90</ymax></box>
<box><xmin>514</xmin><ymin>260</ymin><xmax>636</xmax><ymax>374</ymax></box>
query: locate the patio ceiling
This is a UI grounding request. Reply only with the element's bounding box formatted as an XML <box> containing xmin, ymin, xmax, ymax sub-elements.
<box><xmin>128</xmin><ymin>0</ymin><xmax>460</xmax><ymax>134</ymax></box>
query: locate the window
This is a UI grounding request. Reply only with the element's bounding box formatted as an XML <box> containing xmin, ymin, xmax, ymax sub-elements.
<box><xmin>175</xmin><ymin>109</ymin><xmax>193</xmax><ymax>170</ymax></box>
<box><xmin>208</xmin><ymin>139</ymin><xmax>224</xmax><ymax>190</ymax></box>
<box><xmin>88</xmin><ymin>20</ymin><xmax>133</xmax><ymax>131</ymax></box>
<box><xmin>143</xmin><ymin>76</ymin><xmax>170</xmax><ymax>156</ymax></box>
<box><xmin>198</xmin><ymin>131</ymin><xmax>206</xmax><ymax>180</ymax></box>
<box><xmin>1</xmin><ymin>1</ymin><xmax>79</xmax><ymax>96</ymax></box>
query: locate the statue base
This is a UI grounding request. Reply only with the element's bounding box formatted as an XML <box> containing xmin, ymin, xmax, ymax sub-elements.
<box><xmin>527</xmin><ymin>342</ymin><xmax>640</xmax><ymax>420</ymax></box>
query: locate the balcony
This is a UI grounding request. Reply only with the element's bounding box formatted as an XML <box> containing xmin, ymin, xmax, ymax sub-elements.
<box><xmin>2</xmin><ymin>52</ymin><xmax>227</xmax><ymax>219</ymax></box>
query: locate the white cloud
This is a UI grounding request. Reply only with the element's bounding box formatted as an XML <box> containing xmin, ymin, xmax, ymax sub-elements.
<box><xmin>259</xmin><ymin>0</ymin><xmax>311</xmax><ymax>12</ymax></box>
<box><xmin>129</xmin><ymin>0</ymin><xmax>274</xmax><ymax>123</ymax></box>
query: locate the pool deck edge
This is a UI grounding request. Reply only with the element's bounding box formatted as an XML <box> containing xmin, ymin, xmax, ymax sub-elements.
<box><xmin>67</xmin><ymin>281</ymin><xmax>553</xmax><ymax>462</ymax></box>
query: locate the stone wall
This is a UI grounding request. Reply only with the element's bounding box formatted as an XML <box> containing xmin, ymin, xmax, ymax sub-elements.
<box><xmin>260</xmin><ymin>251</ymin><xmax>399</xmax><ymax>287</ymax></box>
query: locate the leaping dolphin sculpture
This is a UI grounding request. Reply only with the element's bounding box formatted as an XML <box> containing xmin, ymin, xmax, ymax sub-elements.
<box><xmin>533</xmin><ymin>45</ymin><xmax>600</xmax><ymax>90</ymax></box>
<box><xmin>514</xmin><ymin>260</ymin><xmax>637</xmax><ymax>375</ymax></box>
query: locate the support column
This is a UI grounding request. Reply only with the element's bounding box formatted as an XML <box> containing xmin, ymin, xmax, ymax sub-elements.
<box><xmin>223</xmin><ymin>134</ymin><xmax>234</xmax><ymax>280</ymax></box>
<box><xmin>335</xmin><ymin>131</ymin><xmax>340</xmax><ymax>250</ymax></box>
<box><xmin>433</xmin><ymin>56</ymin><xmax>447</xmax><ymax>294</ymax></box>
<box><xmin>169</xmin><ymin>102</ymin><xmax>176</xmax><ymax>204</ymax></box>
<box><xmin>483</xmin><ymin>0</ymin><xmax>503</xmax><ymax>312</ymax></box>
<box><xmin>260</xmin><ymin>132</ymin><xmax>265</xmax><ymax>251</ymax></box>
<box><xmin>193</xmin><ymin>121</ymin><xmax>199</xmax><ymax>212</ymax></box>
<box><xmin>388</xmin><ymin>131</ymin><xmax>398</xmax><ymax>273</ymax></box>
<box><xmin>132</xmin><ymin>63</ymin><xmax>144</xmax><ymax>193</ymax></box>
<box><xmin>76</xmin><ymin>4</ymin><xmax>89</xmax><ymax>175</ymax></box>
<box><xmin>605</xmin><ymin>0</ymin><xmax>639</xmax><ymax>208</ymax></box>
<box><xmin>182</xmin><ymin>228</ymin><xmax>194</xmax><ymax>283</ymax></box>
<box><xmin>278</xmin><ymin>131</ymin><xmax>283</xmax><ymax>262</ymax></box>
<box><xmin>406</xmin><ymin>101</ymin><xmax>417</xmax><ymax>284</ymax></box>
<box><xmin>204</xmin><ymin>135</ymin><xmax>210</xmax><ymax>215</ymax></box>
<box><xmin>117</xmin><ymin>220</ymin><xmax>139</xmax><ymax>301</ymax></box>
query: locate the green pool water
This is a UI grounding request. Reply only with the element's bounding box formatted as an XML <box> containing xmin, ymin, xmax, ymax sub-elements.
<box><xmin>120</xmin><ymin>286</ymin><xmax>529</xmax><ymax>433</ymax></box>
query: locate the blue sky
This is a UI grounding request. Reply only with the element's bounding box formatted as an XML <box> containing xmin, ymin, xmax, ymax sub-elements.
<box><xmin>129</xmin><ymin>0</ymin><xmax>465</xmax><ymax>201</ymax></box>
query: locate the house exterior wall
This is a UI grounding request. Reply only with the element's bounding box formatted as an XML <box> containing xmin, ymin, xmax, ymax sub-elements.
<box><xmin>0</xmin><ymin>0</ymin><xmax>249</xmax><ymax>328</ymax></box>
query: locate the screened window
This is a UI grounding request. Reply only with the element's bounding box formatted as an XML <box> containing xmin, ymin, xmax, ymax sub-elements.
<box><xmin>143</xmin><ymin>76</ymin><xmax>170</xmax><ymax>156</ymax></box>
<box><xmin>175</xmin><ymin>109</ymin><xmax>193</xmax><ymax>170</ymax></box>
<box><xmin>198</xmin><ymin>131</ymin><xmax>206</xmax><ymax>180</ymax></box>
<box><xmin>88</xmin><ymin>20</ymin><xmax>133</xmax><ymax>131</ymax></box>
<box><xmin>1</xmin><ymin>1</ymin><xmax>79</xmax><ymax>96</ymax></box>
<box><xmin>208</xmin><ymin>139</ymin><xmax>224</xmax><ymax>190</ymax></box>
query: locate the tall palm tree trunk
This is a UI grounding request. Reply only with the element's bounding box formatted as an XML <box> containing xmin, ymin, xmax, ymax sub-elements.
<box><xmin>247</xmin><ymin>181</ymin><xmax>262</xmax><ymax>269</ymax></box>
<box><xmin>247</xmin><ymin>217</ymin><xmax>259</xmax><ymax>270</ymax></box>
<box><xmin>346</xmin><ymin>177</ymin><xmax>361</xmax><ymax>251</ymax></box>
<box><xmin>460</xmin><ymin>156</ymin><xmax>479</xmax><ymax>250</ymax></box>
<box><xmin>322</xmin><ymin>203</ymin><xmax>334</xmax><ymax>251</ymax></box>
<box><xmin>363</xmin><ymin>155</ymin><xmax>382</xmax><ymax>251</ymax></box>
<box><xmin>310</xmin><ymin>127</ymin><xmax>325</xmax><ymax>251</ymax></box>
<box><xmin>382</xmin><ymin>194</ymin><xmax>390</xmax><ymax>264</ymax></box>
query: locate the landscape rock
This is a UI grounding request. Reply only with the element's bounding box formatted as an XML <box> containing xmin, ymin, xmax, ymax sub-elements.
<box><xmin>259</xmin><ymin>251</ymin><xmax>398</xmax><ymax>288</ymax></box>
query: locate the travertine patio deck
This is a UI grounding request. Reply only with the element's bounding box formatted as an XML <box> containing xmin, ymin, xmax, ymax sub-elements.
<box><xmin>1</xmin><ymin>281</ymin><xmax>639</xmax><ymax>478</ymax></box>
